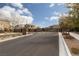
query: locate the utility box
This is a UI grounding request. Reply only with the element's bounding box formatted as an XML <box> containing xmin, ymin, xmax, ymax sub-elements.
<box><xmin>22</xmin><ymin>27</ymin><xmax>26</xmax><ymax>35</ymax></box>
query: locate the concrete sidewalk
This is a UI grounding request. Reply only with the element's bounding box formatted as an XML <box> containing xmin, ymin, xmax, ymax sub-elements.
<box><xmin>59</xmin><ymin>32</ymin><xmax>71</xmax><ymax>56</ymax></box>
<box><xmin>70</xmin><ymin>32</ymin><xmax>79</xmax><ymax>40</ymax></box>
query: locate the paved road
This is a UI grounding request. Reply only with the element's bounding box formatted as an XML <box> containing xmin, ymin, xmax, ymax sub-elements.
<box><xmin>0</xmin><ymin>32</ymin><xmax>59</xmax><ymax>56</ymax></box>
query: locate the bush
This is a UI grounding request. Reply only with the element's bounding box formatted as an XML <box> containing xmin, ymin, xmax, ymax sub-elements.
<box><xmin>62</xmin><ymin>32</ymin><xmax>69</xmax><ymax>35</ymax></box>
<box><xmin>0</xmin><ymin>30</ymin><xmax>4</xmax><ymax>33</ymax></box>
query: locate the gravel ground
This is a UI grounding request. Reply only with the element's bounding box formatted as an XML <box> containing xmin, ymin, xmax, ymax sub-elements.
<box><xmin>0</xmin><ymin>32</ymin><xmax>22</xmax><ymax>40</ymax></box>
<box><xmin>63</xmin><ymin>34</ymin><xmax>79</xmax><ymax>56</ymax></box>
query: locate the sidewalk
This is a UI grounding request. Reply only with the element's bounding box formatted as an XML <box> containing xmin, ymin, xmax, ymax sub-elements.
<box><xmin>59</xmin><ymin>32</ymin><xmax>79</xmax><ymax>56</ymax></box>
<box><xmin>59</xmin><ymin>32</ymin><xmax>71</xmax><ymax>56</ymax></box>
<box><xmin>70</xmin><ymin>32</ymin><xmax>79</xmax><ymax>40</ymax></box>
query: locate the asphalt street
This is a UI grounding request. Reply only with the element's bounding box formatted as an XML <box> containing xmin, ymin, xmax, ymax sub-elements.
<box><xmin>0</xmin><ymin>32</ymin><xmax>59</xmax><ymax>56</ymax></box>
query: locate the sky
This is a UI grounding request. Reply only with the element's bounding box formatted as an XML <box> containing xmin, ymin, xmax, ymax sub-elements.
<box><xmin>0</xmin><ymin>3</ymin><xmax>69</xmax><ymax>28</ymax></box>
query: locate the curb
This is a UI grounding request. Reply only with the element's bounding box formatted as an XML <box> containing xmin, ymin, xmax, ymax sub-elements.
<box><xmin>0</xmin><ymin>33</ymin><xmax>33</xmax><ymax>43</ymax></box>
<box><xmin>70</xmin><ymin>32</ymin><xmax>79</xmax><ymax>40</ymax></box>
<box><xmin>59</xmin><ymin>32</ymin><xmax>71</xmax><ymax>56</ymax></box>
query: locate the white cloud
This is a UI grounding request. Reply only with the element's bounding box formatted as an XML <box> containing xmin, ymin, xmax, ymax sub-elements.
<box><xmin>53</xmin><ymin>11</ymin><xmax>69</xmax><ymax>17</ymax></box>
<box><xmin>17</xmin><ymin>8</ymin><xmax>32</xmax><ymax>16</ymax></box>
<box><xmin>63</xmin><ymin>13</ymin><xmax>69</xmax><ymax>16</ymax></box>
<box><xmin>1</xmin><ymin>6</ymin><xmax>16</xmax><ymax>12</ymax></box>
<box><xmin>45</xmin><ymin>16</ymin><xmax>59</xmax><ymax>21</ymax></box>
<box><xmin>45</xmin><ymin>16</ymin><xmax>59</xmax><ymax>25</ymax></box>
<box><xmin>17</xmin><ymin>9</ymin><xmax>23</xmax><ymax>14</ymax></box>
<box><xmin>22</xmin><ymin>8</ymin><xmax>32</xmax><ymax>16</ymax></box>
<box><xmin>10</xmin><ymin>3</ymin><xmax>32</xmax><ymax>16</ymax></box>
<box><xmin>0</xmin><ymin>6</ymin><xmax>16</xmax><ymax>20</ymax></box>
<box><xmin>53</xmin><ymin>11</ymin><xmax>61</xmax><ymax>16</ymax></box>
<box><xmin>0</xmin><ymin>10</ymin><xmax>11</xmax><ymax>19</ymax></box>
<box><xmin>11</xmin><ymin>3</ymin><xmax>23</xmax><ymax>9</ymax></box>
<box><xmin>49</xmin><ymin>3</ymin><xmax>64</xmax><ymax>8</ymax></box>
<box><xmin>0</xmin><ymin>5</ymin><xmax>34</xmax><ymax>26</ymax></box>
<box><xmin>21</xmin><ymin>16</ymin><xmax>33</xmax><ymax>24</ymax></box>
<box><xmin>50</xmin><ymin>16</ymin><xmax>59</xmax><ymax>20</ymax></box>
<box><xmin>26</xmin><ymin>16</ymin><xmax>33</xmax><ymax>24</ymax></box>
<box><xmin>49</xmin><ymin>3</ymin><xmax>55</xmax><ymax>7</ymax></box>
<box><xmin>57</xmin><ymin>3</ymin><xmax>64</xmax><ymax>6</ymax></box>
<box><xmin>53</xmin><ymin>11</ymin><xmax>64</xmax><ymax>17</ymax></box>
<box><xmin>58</xmin><ymin>13</ymin><xmax>68</xmax><ymax>17</ymax></box>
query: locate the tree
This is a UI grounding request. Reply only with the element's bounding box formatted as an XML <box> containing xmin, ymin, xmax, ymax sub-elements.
<box><xmin>59</xmin><ymin>3</ymin><xmax>79</xmax><ymax>32</ymax></box>
<box><xmin>67</xmin><ymin>3</ymin><xmax>79</xmax><ymax>31</ymax></box>
<box><xmin>59</xmin><ymin>14</ymin><xmax>74</xmax><ymax>31</ymax></box>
